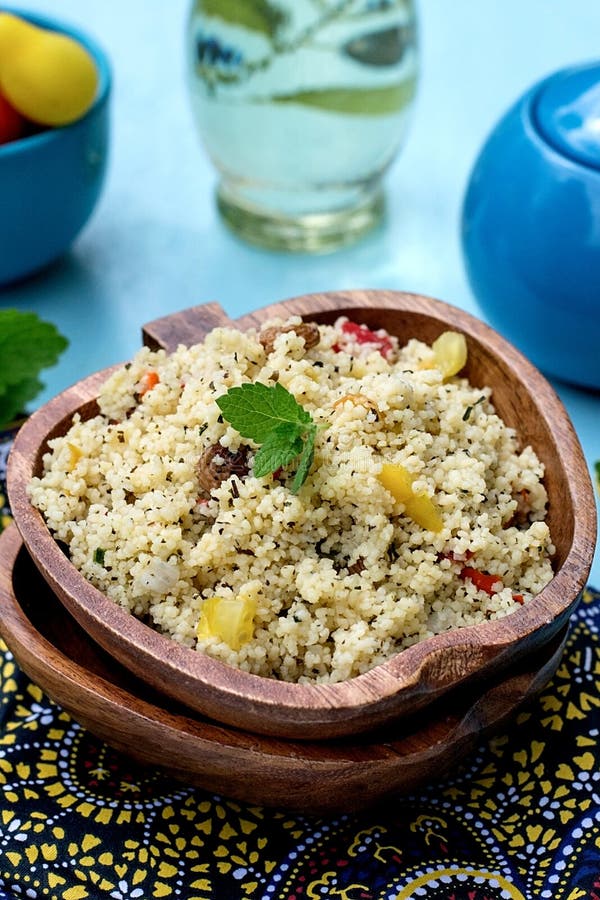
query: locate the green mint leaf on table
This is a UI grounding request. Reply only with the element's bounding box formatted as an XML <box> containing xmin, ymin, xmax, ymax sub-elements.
<box><xmin>0</xmin><ymin>376</ymin><xmax>43</xmax><ymax>428</ymax></box>
<box><xmin>0</xmin><ymin>309</ymin><xmax>68</xmax><ymax>428</ymax></box>
<box><xmin>216</xmin><ymin>383</ymin><xmax>317</xmax><ymax>491</ymax></box>
<box><xmin>0</xmin><ymin>310</ymin><xmax>68</xmax><ymax>384</ymax></box>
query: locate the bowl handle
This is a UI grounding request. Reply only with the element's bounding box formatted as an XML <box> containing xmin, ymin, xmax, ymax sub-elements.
<box><xmin>142</xmin><ymin>303</ymin><xmax>233</xmax><ymax>352</ymax></box>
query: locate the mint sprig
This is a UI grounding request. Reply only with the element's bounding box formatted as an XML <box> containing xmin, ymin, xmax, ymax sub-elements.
<box><xmin>253</xmin><ymin>423</ymin><xmax>304</xmax><ymax>476</ymax></box>
<box><xmin>216</xmin><ymin>382</ymin><xmax>318</xmax><ymax>492</ymax></box>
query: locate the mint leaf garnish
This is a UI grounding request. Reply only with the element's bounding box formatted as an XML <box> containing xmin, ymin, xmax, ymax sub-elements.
<box><xmin>216</xmin><ymin>381</ymin><xmax>312</xmax><ymax>442</ymax></box>
<box><xmin>216</xmin><ymin>383</ymin><xmax>317</xmax><ymax>491</ymax></box>
<box><xmin>253</xmin><ymin>423</ymin><xmax>305</xmax><ymax>477</ymax></box>
<box><xmin>0</xmin><ymin>310</ymin><xmax>68</xmax><ymax>428</ymax></box>
<box><xmin>292</xmin><ymin>427</ymin><xmax>316</xmax><ymax>494</ymax></box>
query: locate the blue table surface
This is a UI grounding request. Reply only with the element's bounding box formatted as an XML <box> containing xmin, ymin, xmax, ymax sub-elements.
<box><xmin>1</xmin><ymin>0</ymin><xmax>598</xmax><ymax>586</ymax></box>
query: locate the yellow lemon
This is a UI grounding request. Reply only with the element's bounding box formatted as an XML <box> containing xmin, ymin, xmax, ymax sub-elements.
<box><xmin>0</xmin><ymin>13</ymin><xmax>99</xmax><ymax>126</ymax></box>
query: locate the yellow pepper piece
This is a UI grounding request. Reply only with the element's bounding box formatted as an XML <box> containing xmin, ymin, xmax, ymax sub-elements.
<box><xmin>196</xmin><ymin>594</ymin><xmax>256</xmax><ymax>651</ymax></box>
<box><xmin>431</xmin><ymin>331</ymin><xmax>468</xmax><ymax>379</ymax></box>
<box><xmin>0</xmin><ymin>13</ymin><xmax>99</xmax><ymax>126</ymax></box>
<box><xmin>67</xmin><ymin>442</ymin><xmax>83</xmax><ymax>470</ymax></box>
<box><xmin>378</xmin><ymin>463</ymin><xmax>443</xmax><ymax>532</ymax></box>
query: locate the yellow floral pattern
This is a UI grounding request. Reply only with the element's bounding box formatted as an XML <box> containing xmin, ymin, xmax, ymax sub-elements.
<box><xmin>0</xmin><ymin>587</ymin><xmax>599</xmax><ymax>899</ymax></box>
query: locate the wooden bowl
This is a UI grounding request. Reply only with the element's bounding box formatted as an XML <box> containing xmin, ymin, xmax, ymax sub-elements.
<box><xmin>6</xmin><ymin>290</ymin><xmax>597</xmax><ymax>739</ymax></box>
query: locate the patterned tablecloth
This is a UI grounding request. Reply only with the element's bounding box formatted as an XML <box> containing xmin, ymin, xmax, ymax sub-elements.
<box><xmin>1</xmin><ymin>433</ymin><xmax>600</xmax><ymax>900</ymax></box>
<box><xmin>0</xmin><ymin>586</ymin><xmax>598</xmax><ymax>900</ymax></box>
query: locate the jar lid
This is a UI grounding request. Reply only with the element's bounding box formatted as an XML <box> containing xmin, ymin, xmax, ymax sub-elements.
<box><xmin>533</xmin><ymin>62</ymin><xmax>600</xmax><ymax>170</ymax></box>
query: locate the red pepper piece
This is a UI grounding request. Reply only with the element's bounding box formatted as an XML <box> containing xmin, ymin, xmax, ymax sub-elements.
<box><xmin>138</xmin><ymin>370</ymin><xmax>160</xmax><ymax>396</ymax></box>
<box><xmin>333</xmin><ymin>320</ymin><xmax>394</xmax><ymax>358</ymax></box>
<box><xmin>342</xmin><ymin>320</ymin><xmax>394</xmax><ymax>357</ymax></box>
<box><xmin>459</xmin><ymin>566</ymin><xmax>503</xmax><ymax>596</ymax></box>
<box><xmin>459</xmin><ymin>565</ymin><xmax>525</xmax><ymax>605</ymax></box>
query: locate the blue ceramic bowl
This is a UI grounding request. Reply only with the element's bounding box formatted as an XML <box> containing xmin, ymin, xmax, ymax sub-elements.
<box><xmin>0</xmin><ymin>9</ymin><xmax>111</xmax><ymax>285</ymax></box>
<box><xmin>462</xmin><ymin>61</ymin><xmax>600</xmax><ymax>390</ymax></box>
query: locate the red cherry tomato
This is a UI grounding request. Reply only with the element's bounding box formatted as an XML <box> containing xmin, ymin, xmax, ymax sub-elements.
<box><xmin>0</xmin><ymin>91</ymin><xmax>25</xmax><ymax>144</ymax></box>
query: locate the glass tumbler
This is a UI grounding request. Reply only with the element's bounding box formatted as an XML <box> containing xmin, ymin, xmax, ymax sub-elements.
<box><xmin>186</xmin><ymin>0</ymin><xmax>419</xmax><ymax>252</ymax></box>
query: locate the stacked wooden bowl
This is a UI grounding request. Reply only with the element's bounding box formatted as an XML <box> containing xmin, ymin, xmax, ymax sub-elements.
<box><xmin>1</xmin><ymin>291</ymin><xmax>596</xmax><ymax>813</ymax></box>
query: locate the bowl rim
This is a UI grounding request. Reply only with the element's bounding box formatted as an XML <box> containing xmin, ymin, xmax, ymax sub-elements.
<box><xmin>0</xmin><ymin>6</ymin><xmax>111</xmax><ymax>159</ymax></box>
<box><xmin>7</xmin><ymin>290</ymin><xmax>598</xmax><ymax>738</ymax></box>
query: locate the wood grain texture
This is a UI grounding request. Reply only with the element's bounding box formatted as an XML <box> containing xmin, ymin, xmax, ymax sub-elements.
<box><xmin>0</xmin><ymin>525</ymin><xmax>569</xmax><ymax>813</ymax></box>
<box><xmin>7</xmin><ymin>290</ymin><xmax>597</xmax><ymax>739</ymax></box>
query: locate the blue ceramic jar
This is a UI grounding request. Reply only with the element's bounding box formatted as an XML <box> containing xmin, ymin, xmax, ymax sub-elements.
<box><xmin>462</xmin><ymin>62</ymin><xmax>600</xmax><ymax>390</ymax></box>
